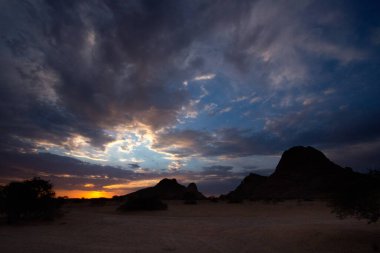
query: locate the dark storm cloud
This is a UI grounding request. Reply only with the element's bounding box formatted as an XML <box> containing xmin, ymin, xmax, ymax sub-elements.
<box><xmin>153</xmin><ymin>128</ymin><xmax>282</xmax><ymax>158</ymax></box>
<box><xmin>154</xmin><ymin>102</ymin><xmax>380</xmax><ymax>164</ymax></box>
<box><xmin>0</xmin><ymin>0</ymin><xmax>264</xmax><ymax>152</ymax></box>
<box><xmin>128</xmin><ymin>163</ymin><xmax>140</xmax><ymax>169</ymax></box>
<box><xmin>0</xmin><ymin>0</ymin><xmax>379</xmax><ymax>193</ymax></box>
<box><xmin>202</xmin><ymin>165</ymin><xmax>233</xmax><ymax>173</ymax></box>
<box><xmin>0</xmin><ymin>0</ymin><xmax>375</xmax><ymax>152</ymax></box>
<box><xmin>0</xmin><ymin>1</ymin><xmax>186</xmax><ymax>151</ymax></box>
<box><xmin>263</xmin><ymin>105</ymin><xmax>380</xmax><ymax>150</ymax></box>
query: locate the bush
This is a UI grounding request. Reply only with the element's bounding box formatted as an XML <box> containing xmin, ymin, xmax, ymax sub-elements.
<box><xmin>329</xmin><ymin>172</ymin><xmax>380</xmax><ymax>223</ymax></box>
<box><xmin>90</xmin><ymin>197</ymin><xmax>108</xmax><ymax>206</ymax></box>
<box><xmin>0</xmin><ymin>186</ymin><xmax>5</xmax><ymax>214</ymax></box>
<box><xmin>118</xmin><ymin>196</ymin><xmax>168</xmax><ymax>211</ymax></box>
<box><xmin>0</xmin><ymin>177</ymin><xmax>62</xmax><ymax>223</ymax></box>
<box><xmin>184</xmin><ymin>192</ymin><xmax>197</xmax><ymax>205</ymax></box>
<box><xmin>228</xmin><ymin>195</ymin><xmax>244</xmax><ymax>204</ymax></box>
<box><xmin>208</xmin><ymin>196</ymin><xmax>219</xmax><ymax>203</ymax></box>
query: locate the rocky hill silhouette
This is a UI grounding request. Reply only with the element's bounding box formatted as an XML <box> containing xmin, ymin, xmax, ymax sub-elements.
<box><xmin>124</xmin><ymin>178</ymin><xmax>206</xmax><ymax>200</ymax></box>
<box><xmin>224</xmin><ymin>173</ymin><xmax>267</xmax><ymax>200</ymax></box>
<box><xmin>227</xmin><ymin>146</ymin><xmax>360</xmax><ymax>200</ymax></box>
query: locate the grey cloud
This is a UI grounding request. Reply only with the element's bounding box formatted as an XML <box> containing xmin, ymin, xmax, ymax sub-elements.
<box><xmin>128</xmin><ymin>163</ymin><xmax>140</xmax><ymax>169</ymax></box>
<box><xmin>0</xmin><ymin>0</ymin><xmax>370</xmax><ymax>154</ymax></box>
<box><xmin>1</xmin><ymin>0</ymin><xmax>379</xmax><ymax>186</ymax></box>
<box><xmin>202</xmin><ymin>165</ymin><xmax>233</xmax><ymax>174</ymax></box>
<box><xmin>154</xmin><ymin>102</ymin><xmax>380</xmax><ymax>168</ymax></box>
<box><xmin>153</xmin><ymin>128</ymin><xmax>282</xmax><ymax>158</ymax></box>
<box><xmin>0</xmin><ymin>0</ymin><xmax>260</xmax><ymax>152</ymax></box>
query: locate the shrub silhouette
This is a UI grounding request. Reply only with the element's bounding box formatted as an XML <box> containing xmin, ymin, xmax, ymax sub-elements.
<box><xmin>208</xmin><ymin>196</ymin><xmax>219</xmax><ymax>203</ymax></box>
<box><xmin>118</xmin><ymin>196</ymin><xmax>167</xmax><ymax>211</ymax></box>
<box><xmin>90</xmin><ymin>197</ymin><xmax>108</xmax><ymax>206</ymax></box>
<box><xmin>227</xmin><ymin>193</ymin><xmax>244</xmax><ymax>204</ymax></box>
<box><xmin>184</xmin><ymin>191</ymin><xmax>197</xmax><ymax>205</ymax></box>
<box><xmin>0</xmin><ymin>186</ymin><xmax>5</xmax><ymax>214</ymax></box>
<box><xmin>0</xmin><ymin>177</ymin><xmax>61</xmax><ymax>223</ymax></box>
<box><xmin>329</xmin><ymin>171</ymin><xmax>380</xmax><ymax>223</ymax></box>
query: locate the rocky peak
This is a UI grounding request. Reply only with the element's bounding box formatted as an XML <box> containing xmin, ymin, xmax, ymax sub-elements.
<box><xmin>273</xmin><ymin>146</ymin><xmax>339</xmax><ymax>176</ymax></box>
<box><xmin>186</xmin><ymin>182</ymin><xmax>199</xmax><ymax>192</ymax></box>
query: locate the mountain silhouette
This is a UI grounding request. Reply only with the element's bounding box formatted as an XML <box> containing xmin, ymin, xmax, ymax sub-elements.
<box><xmin>124</xmin><ymin>178</ymin><xmax>205</xmax><ymax>200</ymax></box>
<box><xmin>186</xmin><ymin>182</ymin><xmax>206</xmax><ymax>200</ymax></box>
<box><xmin>225</xmin><ymin>173</ymin><xmax>267</xmax><ymax>200</ymax></box>
<box><xmin>228</xmin><ymin>146</ymin><xmax>358</xmax><ymax>200</ymax></box>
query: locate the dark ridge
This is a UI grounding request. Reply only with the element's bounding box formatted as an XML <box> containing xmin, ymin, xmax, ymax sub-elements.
<box><xmin>225</xmin><ymin>173</ymin><xmax>267</xmax><ymax>200</ymax></box>
<box><xmin>124</xmin><ymin>178</ymin><xmax>205</xmax><ymax>200</ymax></box>
<box><xmin>185</xmin><ymin>182</ymin><xmax>206</xmax><ymax>201</ymax></box>
<box><xmin>226</xmin><ymin>146</ymin><xmax>362</xmax><ymax>200</ymax></box>
<box><xmin>273</xmin><ymin>146</ymin><xmax>342</xmax><ymax>177</ymax></box>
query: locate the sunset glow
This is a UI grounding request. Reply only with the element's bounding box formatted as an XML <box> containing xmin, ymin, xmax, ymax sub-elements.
<box><xmin>56</xmin><ymin>190</ymin><xmax>116</xmax><ymax>199</ymax></box>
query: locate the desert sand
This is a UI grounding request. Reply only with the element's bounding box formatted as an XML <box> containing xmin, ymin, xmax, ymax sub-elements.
<box><xmin>0</xmin><ymin>200</ymin><xmax>379</xmax><ymax>253</ymax></box>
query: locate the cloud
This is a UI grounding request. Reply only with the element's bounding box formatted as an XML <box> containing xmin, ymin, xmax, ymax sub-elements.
<box><xmin>249</xmin><ymin>96</ymin><xmax>262</xmax><ymax>104</ymax></box>
<box><xmin>0</xmin><ymin>0</ymin><xmax>379</xmax><ymax>193</ymax></box>
<box><xmin>0</xmin><ymin>0</ymin><xmax>202</xmax><ymax>153</ymax></box>
<box><xmin>0</xmin><ymin>0</ymin><xmax>373</xmax><ymax>156</ymax></box>
<box><xmin>168</xmin><ymin>161</ymin><xmax>183</xmax><ymax>172</ymax></box>
<box><xmin>203</xmin><ymin>165</ymin><xmax>234</xmax><ymax>173</ymax></box>
<box><xmin>203</xmin><ymin>103</ymin><xmax>218</xmax><ymax>115</ymax></box>
<box><xmin>193</xmin><ymin>73</ymin><xmax>216</xmax><ymax>81</ymax></box>
<box><xmin>232</xmin><ymin>96</ymin><xmax>249</xmax><ymax>102</ymax></box>
<box><xmin>323</xmin><ymin>88</ymin><xmax>336</xmax><ymax>95</ymax></box>
<box><xmin>128</xmin><ymin>163</ymin><xmax>140</xmax><ymax>169</ymax></box>
<box><xmin>219</xmin><ymin>107</ymin><xmax>232</xmax><ymax>114</ymax></box>
<box><xmin>0</xmin><ymin>150</ymin><xmax>250</xmax><ymax>196</ymax></box>
<box><xmin>325</xmin><ymin>139</ymin><xmax>380</xmax><ymax>171</ymax></box>
<box><xmin>152</xmin><ymin>128</ymin><xmax>282</xmax><ymax>158</ymax></box>
<box><xmin>153</xmin><ymin>98</ymin><xmax>380</xmax><ymax>164</ymax></box>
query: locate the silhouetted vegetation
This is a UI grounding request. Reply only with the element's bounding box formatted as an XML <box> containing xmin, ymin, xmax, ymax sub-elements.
<box><xmin>227</xmin><ymin>194</ymin><xmax>244</xmax><ymax>204</ymax></box>
<box><xmin>183</xmin><ymin>191</ymin><xmax>197</xmax><ymax>205</ymax></box>
<box><xmin>262</xmin><ymin>198</ymin><xmax>284</xmax><ymax>204</ymax></box>
<box><xmin>0</xmin><ymin>178</ymin><xmax>62</xmax><ymax>223</ymax></box>
<box><xmin>112</xmin><ymin>195</ymin><xmax>125</xmax><ymax>202</ymax></box>
<box><xmin>118</xmin><ymin>196</ymin><xmax>168</xmax><ymax>211</ymax></box>
<box><xmin>90</xmin><ymin>197</ymin><xmax>108</xmax><ymax>206</ymax></box>
<box><xmin>0</xmin><ymin>186</ymin><xmax>5</xmax><ymax>214</ymax></box>
<box><xmin>329</xmin><ymin>171</ymin><xmax>380</xmax><ymax>223</ymax></box>
<box><xmin>208</xmin><ymin>196</ymin><xmax>219</xmax><ymax>203</ymax></box>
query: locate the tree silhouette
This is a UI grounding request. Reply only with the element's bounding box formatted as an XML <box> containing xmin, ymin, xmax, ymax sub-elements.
<box><xmin>0</xmin><ymin>177</ymin><xmax>61</xmax><ymax>223</ymax></box>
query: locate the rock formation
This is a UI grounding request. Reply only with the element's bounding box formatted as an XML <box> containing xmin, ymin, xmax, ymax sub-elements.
<box><xmin>227</xmin><ymin>146</ymin><xmax>356</xmax><ymax>200</ymax></box>
<box><xmin>124</xmin><ymin>178</ymin><xmax>205</xmax><ymax>200</ymax></box>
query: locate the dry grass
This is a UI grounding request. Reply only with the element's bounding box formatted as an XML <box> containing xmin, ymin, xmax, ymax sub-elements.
<box><xmin>0</xmin><ymin>200</ymin><xmax>379</xmax><ymax>253</ymax></box>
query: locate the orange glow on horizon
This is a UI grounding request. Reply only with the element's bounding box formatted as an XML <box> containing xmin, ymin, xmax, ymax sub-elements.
<box><xmin>56</xmin><ymin>189</ymin><xmax>116</xmax><ymax>199</ymax></box>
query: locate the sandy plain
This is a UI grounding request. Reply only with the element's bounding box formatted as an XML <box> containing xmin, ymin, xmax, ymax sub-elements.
<box><xmin>0</xmin><ymin>200</ymin><xmax>379</xmax><ymax>253</ymax></box>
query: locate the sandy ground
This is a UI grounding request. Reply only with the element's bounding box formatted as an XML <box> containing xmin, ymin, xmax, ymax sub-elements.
<box><xmin>0</xmin><ymin>200</ymin><xmax>379</xmax><ymax>253</ymax></box>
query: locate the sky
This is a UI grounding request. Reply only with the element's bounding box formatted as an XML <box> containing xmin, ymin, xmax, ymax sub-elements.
<box><xmin>0</xmin><ymin>0</ymin><xmax>380</xmax><ymax>197</ymax></box>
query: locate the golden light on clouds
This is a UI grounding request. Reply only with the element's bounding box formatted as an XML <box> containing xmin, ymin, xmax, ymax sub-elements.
<box><xmin>103</xmin><ymin>179</ymin><xmax>160</xmax><ymax>190</ymax></box>
<box><xmin>84</xmin><ymin>183</ymin><xmax>95</xmax><ymax>188</ymax></box>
